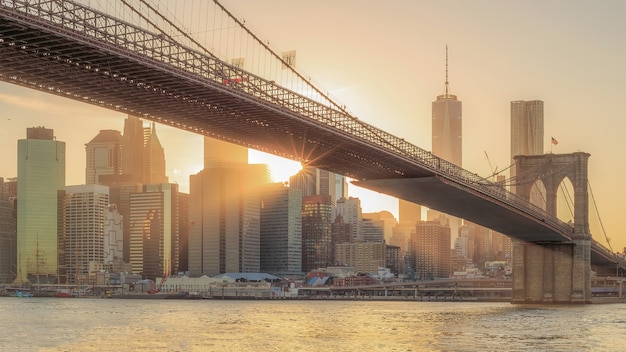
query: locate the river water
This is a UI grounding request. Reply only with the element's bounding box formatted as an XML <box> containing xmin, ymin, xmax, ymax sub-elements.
<box><xmin>0</xmin><ymin>298</ymin><xmax>624</xmax><ymax>351</ymax></box>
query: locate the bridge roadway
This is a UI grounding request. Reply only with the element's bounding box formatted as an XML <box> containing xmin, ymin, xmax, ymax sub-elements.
<box><xmin>0</xmin><ymin>0</ymin><xmax>624</xmax><ymax>271</ymax></box>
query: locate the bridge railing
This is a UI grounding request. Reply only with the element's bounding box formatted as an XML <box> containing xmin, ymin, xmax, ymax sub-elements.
<box><xmin>1</xmin><ymin>0</ymin><xmax>571</xmax><ymax>235</ymax></box>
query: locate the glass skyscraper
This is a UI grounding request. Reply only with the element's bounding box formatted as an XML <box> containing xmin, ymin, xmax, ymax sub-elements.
<box><xmin>129</xmin><ymin>183</ymin><xmax>180</xmax><ymax>280</ymax></box>
<box><xmin>260</xmin><ymin>182</ymin><xmax>302</xmax><ymax>276</ymax></box>
<box><xmin>16</xmin><ymin>127</ymin><xmax>65</xmax><ymax>284</ymax></box>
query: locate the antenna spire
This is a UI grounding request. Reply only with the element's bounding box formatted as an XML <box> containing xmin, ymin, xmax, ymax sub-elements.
<box><xmin>445</xmin><ymin>45</ymin><xmax>450</xmax><ymax>96</ymax></box>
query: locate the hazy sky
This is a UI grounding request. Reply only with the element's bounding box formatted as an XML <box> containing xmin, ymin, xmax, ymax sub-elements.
<box><xmin>1</xmin><ymin>1</ymin><xmax>625</xmax><ymax>251</ymax></box>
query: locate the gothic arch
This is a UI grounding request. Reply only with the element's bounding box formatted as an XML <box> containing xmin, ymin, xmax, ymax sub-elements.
<box><xmin>513</xmin><ymin>152</ymin><xmax>590</xmax><ymax>237</ymax></box>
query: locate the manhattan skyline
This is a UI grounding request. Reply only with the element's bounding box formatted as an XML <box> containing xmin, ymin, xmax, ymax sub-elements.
<box><xmin>0</xmin><ymin>0</ymin><xmax>624</xmax><ymax>251</ymax></box>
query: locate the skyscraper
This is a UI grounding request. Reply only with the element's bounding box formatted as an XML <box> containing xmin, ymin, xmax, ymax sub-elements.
<box><xmin>142</xmin><ymin>122</ymin><xmax>168</xmax><ymax>185</ymax></box>
<box><xmin>85</xmin><ymin>129</ymin><xmax>123</xmax><ymax>184</ymax></box>
<box><xmin>103</xmin><ymin>204</ymin><xmax>124</xmax><ymax>264</ymax></box>
<box><xmin>120</xmin><ymin>115</ymin><xmax>168</xmax><ymax>185</ymax></box>
<box><xmin>0</xmin><ymin>177</ymin><xmax>17</xmax><ymax>284</ymax></box>
<box><xmin>129</xmin><ymin>183</ymin><xmax>180</xmax><ymax>280</ymax></box>
<box><xmin>188</xmin><ymin>138</ymin><xmax>269</xmax><ymax>276</ymax></box>
<box><xmin>430</xmin><ymin>46</ymin><xmax>462</xmax><ymax>241</ymax></box>
<box><xmin>510</xmin><ymin>100</ymin><xmax>544</xmax><ymax>161</ymax></box>
<box><xmin>260</xmin><ymin>182</ymin><xmax>302</xmax><ymax>276</ymax></box>
<box><xmin>334</xmin><ymin>197</ymin><xmax>363</xmax><ymax>241</ymax></box>
<box><xmin>510</xmin><ymin>100</ymin><xmax>544</xmax><ymax>195</ymax></box>
<box><xmin>99</xmin><ymin>115</ymin><xmax>168</xmax><ymax>264</ymax></box>
<box><xmin>16</xmin><ymin>127</ymin><xmax>65</xmax><ymax>284</ymax></box>
<box><xmin>432</xmin><ymin>47</ymin><xmax>462</xmax><ymax>166</ymax></box>
<box><xmin>63</xmin><ymin>184</ymin><xmax>110</xmax><ymax>284</ymax></box>
<box><xmin>301</xmin><ymin>195</ymin><xmax>333</xmax><ymax>273</ymax></box>
<box><xmin>289</xmin><ymin>166</ymin><xmax>347</xmax><ymax>204</ymax></box>
<box><xmin>122</xmin><ymin>115</ymin><xmax>145</xmax><ymax>183</ymax></box>
<box><xmin>410</xmin><ymin>217</ymin><xmax>451</xmax><ymax>279</ymax></box>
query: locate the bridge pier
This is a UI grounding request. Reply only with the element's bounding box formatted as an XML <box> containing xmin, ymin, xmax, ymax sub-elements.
<box><xmin>512</xmin><ymin>239</ymin><xmax>591</xmax><ymax>304</ymax></box>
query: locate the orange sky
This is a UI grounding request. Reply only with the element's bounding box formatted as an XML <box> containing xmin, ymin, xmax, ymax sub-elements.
<box><xmin>1</xmin><ymin>0</ymin><xmax>625</xmax><ymax>252</ymax></box>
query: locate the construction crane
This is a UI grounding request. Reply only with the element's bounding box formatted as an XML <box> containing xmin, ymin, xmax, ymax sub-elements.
<box><xmin>484</xmin><ymin>151</ymin><xmax>498</xmax><ymax>181</ymax></box>
<box><xmin>147</xmin><ymin>275</ymin><xmax>169</xmax><ymax>294</ymax></box>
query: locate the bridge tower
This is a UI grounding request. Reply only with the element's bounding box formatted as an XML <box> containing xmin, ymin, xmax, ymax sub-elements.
<box><xmin>512</xmin><ymin>152</ymin><xmax>591</xmax><ymax>303</ymax></box>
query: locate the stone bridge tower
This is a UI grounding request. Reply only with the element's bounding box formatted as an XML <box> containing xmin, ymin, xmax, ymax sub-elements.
<box><xmin>512</xmin><ymin>152</ymin><xmax>591</xmax><ymax>303</ymax></box>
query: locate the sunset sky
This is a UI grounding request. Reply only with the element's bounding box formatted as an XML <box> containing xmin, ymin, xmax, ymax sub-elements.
<box><xmin>1</xmin><ymin>1</ymin><xmax>625</xmax><ymax>251</ymax></box>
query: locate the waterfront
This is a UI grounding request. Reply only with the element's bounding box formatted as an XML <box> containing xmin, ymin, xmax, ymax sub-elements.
<box><xmin>0</xmin><ymin>298</ymin><xmax>624</xmax><ymax>351</ymax></box>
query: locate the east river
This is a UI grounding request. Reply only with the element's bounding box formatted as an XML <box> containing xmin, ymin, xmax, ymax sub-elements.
<box><xmin>0</xmin><ymin>298</ymin><xmax>625</xmax><ymax>351</ymax></box>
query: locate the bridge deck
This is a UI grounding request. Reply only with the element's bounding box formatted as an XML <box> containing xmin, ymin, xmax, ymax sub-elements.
<box><xmin>354</xmin><ymin>177</ymin><xmax>572</xmax><ymax>242</ymax></box>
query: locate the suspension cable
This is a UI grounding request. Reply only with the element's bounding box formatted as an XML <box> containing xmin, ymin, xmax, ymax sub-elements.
<box><xmin>559</xmin><ymin>182</ymin><xmax>575</xmax><ymax>219</ymax></box>
<box><xmin>136</xmin><ymin>0</ymin><xmax>218</xmax><ymax>59</ymax></box>
<box><xmin>588</xmin><ymin>180</ymin><xmax>613</xmax><ymax>253</ymax></box>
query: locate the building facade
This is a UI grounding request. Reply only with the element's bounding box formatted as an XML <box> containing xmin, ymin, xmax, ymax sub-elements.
<box><xmin>260</xmin><ymin>182</ymin><xmax>302</xmax><ymax>276</ymax></box>
<box><xmin>104</xmin><ymin>205</ymin><xmax>124</xmax><ymax>264</ymax></box>
<box><xmin>16</xmin><ymin>127</ymin><xmax>65</xmax><ymax>284</ymax></box>
<box><xmin>431</xmin><ymin>47</ymin><xmax>462</xmax><ymax>241</ymax></box>
<box><xmin>410</xmin><ymin>219</ymin><xmax>451</xmax><ymax>279</ymax></box>
<box><xmin>510</xmin><ymin>100</ymin><xmax>544</xmax><ymax>162</ymax></box>
<box><xmin>289</xmin><ymin>166</ymin><xmax>347</xmax><ymax>204</ymax></box>
<box><xmin>142</xmin><ymin>123</ymin><xmax>169</xmax><ymax>185</ymax></box>
<box><xmin>301</xmin><ymin>195</ymin><xmax>333</xmax><ymax>273</ymax></box>
<box><xmin>335</xmin><ymin>241</ymin><xmax>386</xmax><ymax>274</ymax></box>
<box><xmin>129</xmin><ymin>183</ymin><xmax>180</xmax><ymax>280</ymax></box>
<box><xmin>0</xmin><ymin>177</ymin><xmax>17</xmax><ymax>283</ymax></box>
<box><xmin>334</xmin><ymin>197</ymin><xmax>363</xmax><ymax>241</ymax></box>
<box><xmin>188</xmin><ymin>138</ymin><xmax>268</xmax><ymax>277</ymax></box>
<box><xmin>85</xmin><ymin>129</ymin><xmax>123</xmax><ymax>184</ymax></box>
<box><xmin>63</xmin><ymin>184</ymin><xmax>110</xmax><ymax>284</ymax></box>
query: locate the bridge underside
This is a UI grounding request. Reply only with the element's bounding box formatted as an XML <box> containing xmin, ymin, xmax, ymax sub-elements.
<box><xmin>354</xmin><ymin>177</ymin><xmax>572</xmax><ymax>243</ymax></box>
<box><xmin>0</xmin><ymin>10</ymin><xmax>430</xmax><ymax>182</ymax></box>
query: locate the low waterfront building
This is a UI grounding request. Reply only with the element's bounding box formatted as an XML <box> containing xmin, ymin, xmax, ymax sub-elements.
<box><xmin>156</xmin><ymin>274</ymin><xmax>274</xmax><ymax>298</ymax></box>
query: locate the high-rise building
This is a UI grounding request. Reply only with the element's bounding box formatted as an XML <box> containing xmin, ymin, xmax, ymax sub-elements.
<box><xmin>142</xmin><ymin>122</ymin><xmax>168</xmax><ymax>185</ymax></box>
<box><xmin>386</xmin><ymin>244</ymin><xmax>402</xmax><ymax>276</ymax></box>
<box><xmin>289</xmin><ymin>166</ymin><xmax>347</xmax><ymax>204</ymax></box>
<box><xmin>510</xmin><ymin>100</ymin><xmax>544</xmax><ymax>162</ymax></box>
<box><xmin>301</xmin><ymin>195</ymin><xmax>333</xmax><ymax>273</ymax></box>
<box><xmin>63</xmin><ymin>184</ymin><xmax>110</xmax><ymax>284</ymax></box>
<box><xmin>103</xmin><ymin>205</ymin><xmax>123</xmax><ymax>264</ymax></box>
<box><xmin>363</xmin><ymin>211</ymin><xmax>396</xmax><ymax>242</ymax></box>
<box><xmin>0</xmin><ymin>177</ymin><xmax>17</xmax><ymax>283</ymax></box>
<box><xmin>129</xmin><ymin>183</ymin><xmax>180</xmax><ymax>280</ymax></box>
<box><xmin>431</xmin><ymin>47</ymin><xmax>462</xmax><ymax>242</ymax></box>
<box><xmin>177</xmin><ymin>192</ymin><xmax>189</xmax><ymax>273</ymax></box>
<box><xmin>334</xmin><ymin>197</ymin><xmax>362</xmax><ymax>241</ymax></box>
<box><xmin>85</xmin><ymin>129</ymin><xmax>123</xmax><ymax>184</ymax></box>
<box><xmin>98</xmin><ymin>116</ymin><xmax>168</xmax><ymax>264</ymax></box>
<box><xmin>16</xmin><ymin>127</ymin><xmax>65</xmax><ymax>284</ymax></box>
<box><xmin>122</xmin><ymin>115</ymin><xmax>145</xmax><ymax>183</ymax></box>
<box><xmin>98</xmin><ymin>174</ymin><xmax>142</xmax><ymax>263</ymax></box>
<box><xmin>398</xmin><ymin>200</ymin><xmax>421</xmax><ymax>226</ymax></box>
<box><xmin>410</xmin><ymin>217</ymin><xmax>451</xmax><ymax>279</ymax></box>
<box><xmin>260</xmin><ymin>182</ymin><xmax>302</xmax><ymax>277</ymax></box>
<box><xmin>188</xmin><ymin>138</ymin><xmax>268</xmax><ymax>277</ymax></box>
<box><xmin>331</xmin><ymin>214</ymin><xmax>352</xmax><ymax>264</ymax></box>
<box><xmin>120</xmin><ymin>115</ymin><xmax>169</xmax><ymax>185</ymax></box>
<box><xmin>361</xmin><ymin>218</ymin><xmax>385</xmax><ymax>242</ymax></box>
<box><xmin>510</xmin><ymin>100</ymin><xmax>544</xmax><ymax>201</ymax></box>
<box><xmin>432</xmin><ymin>47</ymin><xmax>462</xmax><ymax>167</ymax></box>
